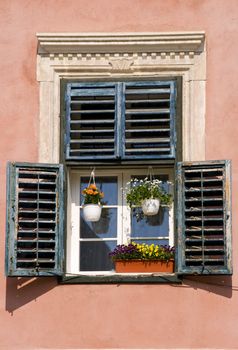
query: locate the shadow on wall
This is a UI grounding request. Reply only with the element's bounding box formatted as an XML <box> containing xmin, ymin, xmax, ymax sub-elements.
<box><xmin>5</xmin><ymin>275</ymin><xmax>234</xmax><ymax>314</ymax></box>
<box><xmin>179</xmin><ymin>275</ymin><xmax>233</xmax><ymax>298</ymax></box>
<box><xmin>5</xmin><ymin>277</ymin><xmax>58</xmax><ymax>314</ymax></box>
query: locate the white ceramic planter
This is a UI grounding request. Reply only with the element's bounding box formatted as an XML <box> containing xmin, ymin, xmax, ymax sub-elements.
<box><xmin>141</xmin><ymin>199</ymin><xmax>160</xmax><ymax>216</ymax></box>
<box><xmin>83</xmin><ymin>204</ymin><xmax>102</xmax><ymax>222</ymax></box>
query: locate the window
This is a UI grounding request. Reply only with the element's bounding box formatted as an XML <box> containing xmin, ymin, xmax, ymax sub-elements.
<box><xmin>5</xmin><ymin>79</ymin><xmax>232</xmax><ymax>279</ymax></box>
<box><xmin>5</xmin><ymin>32</ymin><xmax>232</xmax><ymax>280</ymax></box>
<box><xmin>65</xmin><ymin>79</ymin><xmax>176</xmax><ymax>275</ymax></box>
<box><xmin>67</xmin><ymin>168</ymin><xmax>174</xmax><ymax>274</ymax></box>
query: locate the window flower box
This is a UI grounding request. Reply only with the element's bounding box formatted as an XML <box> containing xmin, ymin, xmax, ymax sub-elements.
<box><xmin>109</xmin><ymin>242</ymin><xmax>175</xmax><ymax>273</ymax></box>
<box><xmin>114</xmin><ymin>259</ymin><xmax>174</xmax><ymax>273</ymax></box>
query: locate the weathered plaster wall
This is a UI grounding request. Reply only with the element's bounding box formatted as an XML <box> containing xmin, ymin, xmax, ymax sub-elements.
<box><xmin>0</xmin><ymin>0</ymin><xmax>238</xmax><ymax>349</ymax></box>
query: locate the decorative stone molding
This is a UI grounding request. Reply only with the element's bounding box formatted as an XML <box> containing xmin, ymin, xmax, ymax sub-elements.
<box><xmin>108</xmin><ymin>58</ymin><xmax>134</xmax><ymax>72</ymax></box>
<box><xmin>36</xmin><ymin>32</ymin><xmax>206</xmax><ymax>163</ymax></box>
<box><xmin>37</xmin><ymin>32</ymin><xmax>205</xmax><ymax>54</ymax></box>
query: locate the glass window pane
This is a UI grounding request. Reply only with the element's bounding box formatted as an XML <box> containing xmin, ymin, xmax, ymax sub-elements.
<box><xmin>132</xmin><ymin>238</ymin><xmax>170</xmax><ymax>246</ymax></box>
<box><xmin>80</xmin><ymin>241</ymin><xmax>116</xmax><ymax>271</ymax></box>
<box><xmin>80</xmin><ymin>208</ymin><xmax>117</xmax><ymax>238</ymax></box>
<box><xmin>131</xmin><ymin>207</ymin><xmax>169</xmax><ymax>238</ymax></box>
<box><xmin>80</xmin><ymin>176</ymin><xmax>118</xmax><ymax>205</ymax></box>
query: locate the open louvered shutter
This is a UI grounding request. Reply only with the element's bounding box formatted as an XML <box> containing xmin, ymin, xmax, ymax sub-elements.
<box><xmin>65</xmin><ymin>82</ymin><xmax>118</xmax><ymax>160</ymax></box>
<box><xmin>123</xmin><ymin>81</ymin><xmax>176</xmax><ymax>159</ymax></box>
<box><xmin>6</xmin><ymin>162</ymin><xmax>64</xmax><ymax>276</ymax></box>
<box><xmin>177</xmin><ymin>160</ymin><xmax>232</xmax><ymax>275</ymax></box>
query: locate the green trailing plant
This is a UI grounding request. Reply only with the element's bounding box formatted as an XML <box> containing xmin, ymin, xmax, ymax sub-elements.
<box><xmin>125</xmin><ymin>178</ymin><xmax>172</xmax><ymax>208</ymax></box>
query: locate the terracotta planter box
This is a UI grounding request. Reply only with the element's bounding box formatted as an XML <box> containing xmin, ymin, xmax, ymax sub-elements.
<box><xmin>114</xmin><ymin>259</ymin><xmax>174</xmax><ymax>273</ymax></box>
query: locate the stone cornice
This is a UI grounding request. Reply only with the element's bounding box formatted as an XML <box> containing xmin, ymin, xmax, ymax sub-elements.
<box><xmin>37</xmin><ymin>32</ymin><xmax>205</xmax><ymax>54</ymax></box>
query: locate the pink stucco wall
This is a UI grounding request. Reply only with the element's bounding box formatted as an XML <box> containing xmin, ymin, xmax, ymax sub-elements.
<box><xmin>0</xmin><ymin>1</ymin><xmax>238</xmax><ymax>349</ymax></box>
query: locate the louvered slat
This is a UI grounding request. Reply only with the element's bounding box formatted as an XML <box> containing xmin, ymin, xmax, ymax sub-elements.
<box><xmin>177</xmin><ymin>160</ymin><xmax>232</xmax><ymax>275</ymax></box>
<box><xmin>123</xmin><ymin>81</ymin><xmax>176</xmax><ymax>159</ymax></box>
<box><xmin>6</xmin><ymin>163</ymin><xmax>64</xmax><ymax>276</ymax></box>
<box><xmin>65</xmin><ymin>83</ymin><xmax>117</xmax><ymax>160</ymax></box>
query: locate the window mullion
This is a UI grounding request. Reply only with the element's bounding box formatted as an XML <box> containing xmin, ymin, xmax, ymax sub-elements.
<box><xmin>117</xmin><ymin>172</ymin><xmax>123</xmax><ymax>245</ymax></box>
<box><xmin>122</xmin><ymin>172</ymin><xmax>131</xmax><ymax>244</ymax></box>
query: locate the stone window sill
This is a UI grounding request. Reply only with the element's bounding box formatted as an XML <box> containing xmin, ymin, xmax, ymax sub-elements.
<box><xmin>59</xmin><ymin>273</ymin><xmax>182</xmax><ymax>284</ymax></box>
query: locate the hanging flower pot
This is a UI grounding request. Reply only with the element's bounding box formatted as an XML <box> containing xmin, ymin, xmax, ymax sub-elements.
<box><xmin>124</xmin><ymin>174</ymin><xmax>172</xmax><ymax>218</ymax></box>
<box><xmin>81</xmin><ymin>169</ymin><xmax>104</xmax><ymax>222</ymax></box>
<box><xmin>141</xmin><ymin>198</ymin><xmax>160</xmax><ymax>216</ymax></box>
<box><xmin>83</xmin><ymin>204</ymin><xmax>102</xmax><ymax>222</ymax></box>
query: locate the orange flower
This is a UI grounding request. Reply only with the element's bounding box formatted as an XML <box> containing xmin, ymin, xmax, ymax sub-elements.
<box><xmin>100</xmin><ymin>192</ymin><xmax>104</xmax><ymax>198</ymax></box>
<box><xmin>89</xmin><ymin>184</ymin><xmax>97</xmax><ymax>190</ymax></box>
<box><xmin>86</xmin><ymin>189</ymin><xmax>94</xmax><ymax>195</ymax></box>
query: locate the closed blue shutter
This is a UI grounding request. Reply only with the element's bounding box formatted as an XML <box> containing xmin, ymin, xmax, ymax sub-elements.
<box><xmin>65</xmin><ymin>80</ymin><xmax>176</xmax><ymax>161</ymax></box>
<box><xmin>177</xmin><ymin>160</ymin><xmax>232</xmax><ymax>275</ymax></box>
<box><xmin>6</xmin><ymin>162</ymin><xmax>64</xmax><ymax>276</ymax></box>
<box><xmin>65</xmin><ymin>82</ymin><xmax>118</xmax><ymax>160</ymax></box>
<box><xmin>123</xmin><ymin>81</ymin><xmax>176</xmax><ymax>159</ymax></box>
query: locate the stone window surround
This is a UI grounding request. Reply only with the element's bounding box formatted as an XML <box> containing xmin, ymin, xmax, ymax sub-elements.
<box><xmin>36</xmin><ymin>32</ymin><xmax>206</xmax><ymax>163</ymax></box>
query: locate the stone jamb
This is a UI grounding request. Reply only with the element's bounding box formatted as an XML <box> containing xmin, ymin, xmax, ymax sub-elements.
<box><xmin>36</xmin><ymin>32</ymin><xmax>206</xmax><ymax>163</ymax></box>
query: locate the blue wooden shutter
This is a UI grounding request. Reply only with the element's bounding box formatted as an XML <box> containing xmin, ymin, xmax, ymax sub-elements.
<box><xmin>6</xmin><ymin>162</ymin><xmax>64</xmax><ymax>276</ymax></box>
<box><xmin>65</xmin><ymin>82</ymin><xmax>118</xmax><ymax>160</ymax></box>
<box><xmin>122</xmin><ymin>81</ymin><xmax>176</xmax><ymax>159</ymax></box>
<box><xmin>177</xmin><ymin>160</ymin><xmax>232</xmax><ymax>275</ymax></box>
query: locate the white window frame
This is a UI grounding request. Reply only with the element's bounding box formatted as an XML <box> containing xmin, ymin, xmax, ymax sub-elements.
<box><xmin>67</xmin><ymin>167</ymin><xmax>174</xmax><ymax>275</ymax></box>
